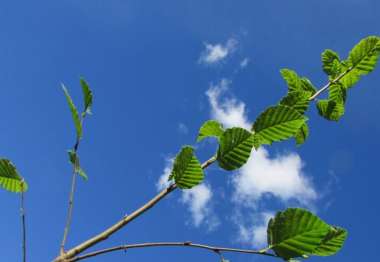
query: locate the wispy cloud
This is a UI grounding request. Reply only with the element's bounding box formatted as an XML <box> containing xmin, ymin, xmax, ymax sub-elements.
<box><xmin>233</xmin><ymin>149</ymin><xmax>317</xmax><ymax>206</ymax></box>
<box><xmin>178</xmin><ymin>123</ymin><xmax>189</xmax><ymax>135</ymax></box>
<box><xmin>199</xmin><ymin>38</ymin><xmax>238</xmax><ymax>65</ymax></box>
<box><xmin>181</xmin><ymin>184</ymin><xmax>219</xmax><ymax>230</ymax></box>
<box><xmin>156</xmin><ymin>158</ymin><xmax>173</xmax><ymax>191</ymax></box>
<box><xmin>240</xmin><ymin>58</ymin><xmax>250</xmax><ymax>68</ymax></box>
<box><xmin>206</xmin><ymin>79</ymin><xmax>250</xmax><ymax>129</ymax></box>
<box><xmin>156</xmin><ymin>159</ymin><xmax>219</xmax><ymax>231</ymax></box>
<box><xmin>237</xmin><ymin>212</ymin><xmax>274</xmax><ymax>248</ymax></box>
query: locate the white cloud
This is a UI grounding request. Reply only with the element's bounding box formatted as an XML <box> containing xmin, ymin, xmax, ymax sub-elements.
<box><xmin>156</xmin><ymin>158</ymin><xmax>173</xmax><ymax>191</ymax></box>
<box><xmin>206</xmin><ymin>79</ymin><xmax>250</xmax><ymax>130</ymax></box>
<box><xmin>181</xmin><ymin>184</ymin><xmax>219</xmax><ymax>230</ymax></box>
<box><xmin>156</xmin><ymin>159</ymin><xmax>219</xmax><ymax>230</ymax></box>
<box><xmin>233</xmin><ymin>149</ymin><xmax>317</xmax><ymax>206</ymax></box>
<box><xmin>237</xmin><ymin>212</ymin><xmax>274</xmax><ymax>248</ymax></box>
<box><xmin>240</xmin><ymin>58</ymin><xmax>250</xmax><ymax>68</ymax></box>
<box><xmin>199</xmin><ymin>38</ymin><xmax>238</xmax><ymax>65</ymax></box>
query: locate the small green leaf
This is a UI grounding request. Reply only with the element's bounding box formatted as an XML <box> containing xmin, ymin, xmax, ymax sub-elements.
<box><xmin>279</xmin><ymin>90</ymin><xmax>312</xmax><ymax>115</ymax></box>
<box><xmin>280</xmin><ymin>69</ymin><xmax>316</xmax><ymax>94</ymax></box>
<box><xmin>295</xmin><ymin>123</ymin><xmax>309</xmax><ymax>146</ymax></box>
<box><xmin>317</xmin><ymin>83</ymin><xmax>347</xmax><ymax>122</ymax></box>
<box><xmin>68</xmin><ymin>150</ymin><xmax>88</xmax><ymax>180</ymax></box>
<box><xmin>62</xmin><ymin>84</ymin><xmax>83</xmax><ymax>139</ymax></box>
<box><xmin>252</xmin><ymin>105</ymin><xmax>307</xmax><ymax>146</ymax></box>
<box><xmin>329</xmin><ymin>83</ymin><xmax>346</xmax><ymax>103</ymax></box>
<box><xmin>322</xmin><ymin>49</ymin><xmax>341</xmax><ymax>78</ymax></box>
<box><xmin>170</xmin><ymin>146</ymin><xmax>204</xmax><ymax>189</ymax></box>
<box><xmin>217</xmin><ymin>127</ymin><xmax>255</xmax><ymax>171</ymax></box>
<box><xmin>313</xmin><ymin>226</ymin><xmax>347</xmax><ymax>256</ymax></box>
<box><xmin>316</xmin><ymin>100</ymin><xmax>345</xmax><ymax>121</ymax></box>
<box><xmin>80</xmin><ymin>78</ymin><xmax>93</xmax><ymax>116</ymax></box>
<box><xmin>197</xmin><ymin>120</ymin><xmax>224</xmax><ymax>142</ymax></box>
<box><xmin>267</xmin><ymin>208</ymin><xmax>331</xmax><ymax>260</ymax></box>
<box><xmin>0</xmin><ymin>159</ymin><xmax>28</xmax><ymax>193</ymax></box>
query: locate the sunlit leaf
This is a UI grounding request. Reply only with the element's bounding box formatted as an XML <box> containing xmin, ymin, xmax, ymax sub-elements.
<box><xmin>0</xmin><ymin>159</ymin><xmax>28</xmax><ymax>193</ymax></box>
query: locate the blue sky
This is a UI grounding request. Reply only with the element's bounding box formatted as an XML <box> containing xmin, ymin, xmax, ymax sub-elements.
<box><xmin>0</xmin><ymin>0</ymin><xmax>379</xmax><ymax>261</ymax></box>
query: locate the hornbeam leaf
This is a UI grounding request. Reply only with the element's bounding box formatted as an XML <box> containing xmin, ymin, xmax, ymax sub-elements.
<box><xmin>322</xmin><ymin>49</ymin><xmax>341</xmax><ymax>78</ymax></box>
<box><xmin>267</xmin><ymin>208</ymin><xmax>331</xmax><ymax>260</ymax></box>
<box><xmin>68</xmin><ymin>150</ymin><xmax>88</xmax><ymax>180</ymax></box>
<box><xmin>0</xmin><ymin>159</ymin><xmax>28</xmax><ymax>193</ymax></box>
<box><xmin>80</xmin><ymin>78</ymin><xmax>93</xmax><ymax>116</ymax></box>
<box><xmin>317</xmin><ymin>83</ymin><xmax>347</xmax><ymax>122</ymax></box>
<box><xmin>279</xmin><ymin>91</ymin><xmax>312</xmax><ymax>115</ymax></box>
<box><xmin>170</xmin><ymin>146</ymin><xmax>204</xmax><ymax>189</ymax></box>
<box><xmin>252</xmin><ymin>105</ymin><xmax>307</xmax><ymax>146</ymax></box>
<box><xmin>197</xmin><ymin>120</ymin><xmax>224</xmax><ymax>142</ymax></box>
<box><xmin>295</xmin><ymin>123</ymin><xmax>309</xmax><ymax>146</ymax></box>
<box><xmin>340</xmin><ymin>36</ymin><xmax>380</xmax><ymax>88</ymax></box>
<box><xmin>217</xmin><ymin>127</ymin><xmax>255</xmax><ymax>171</ymax></box>
<box><xmin>316</xmin><ymin>100</ymin><xmax>345</xmax><ymax>121</ymax></box>
<box><xmin>62</xmin><ymin>85</ymin><xmax>83</xmax><ymax>139</ymax></box>
<box><xmin>329</xmin><ymin>83</ymin><xmax>346</xmax><ymax>103</ymax></box>
<box><xmin>280</xmin><ymin>69</ymin><xmax>316</xmax><ymax>94</ymax></box>
<box><xmin>313</xmin><ymin>226</ymin><xmax>348</xmax><ymax>256</ymax></box>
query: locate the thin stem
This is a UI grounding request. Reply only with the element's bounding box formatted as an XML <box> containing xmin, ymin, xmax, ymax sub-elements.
<box><xmin>67</xmin><ymin>242</ymin><xmax>277</xmax><ymax>262</ymax></box>
<box><xmin>60</xmin><ymin>169</ymin><xmax>78</xmax><ymax>254</ymax></box>
<box><xmin>20</xmin><ymin>182</ymin><xmax>26</xmax><ymax>262</ymax></box>
<box><xmin>54</xmin><ymin>155</ymin><xmax>217</xmax><ymax>261</ymax></box>
<box><xmin>60</xmin><ymin>138</ymin><xmax>80</xmax><ymax>255</ymax></box>
<box><xmin>308</xmin><ymin>66</ymin><xmax>353</xmax><ymax>101</ymax></box>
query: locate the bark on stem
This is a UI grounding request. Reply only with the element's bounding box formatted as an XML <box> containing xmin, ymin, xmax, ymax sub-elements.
<box><xmin>68</xmin><ymin>242</ymin><xmax>276</xmax><ymax>262</ymax></box>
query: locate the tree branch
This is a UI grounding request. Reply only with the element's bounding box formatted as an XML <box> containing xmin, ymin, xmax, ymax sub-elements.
<box><xmin>54</xmin><ymin>155</ymin><xmax>217</xmax><ymax>261</ymax></box>
<box><xmin>67</xmin><ymin>242</ymin><xmax>277</xmax><ymax>262</ymax></box>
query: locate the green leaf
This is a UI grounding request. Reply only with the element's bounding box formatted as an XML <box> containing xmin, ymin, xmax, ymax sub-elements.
<box><xmin>0</xmin><ymin>159</ymin><xmax>28</xmax><ymax>193</ymax></box>
<box><xmin>267</xmin><ymin>208</ymin><xmax>331</xmax><ymax>260</ymax></box>
<box><xmin>197</xmin><ymin>120</ymin><xmax>224</xmax><ymax>142</ymax></box>
<box><xmin>313</xmin><ymin>226</ymin><xmax>347</xmax><ymax>256</ymax></box>
<box><xmin>170</xmin><ymin>146</ymin><xmax>204</xmax><ymax>189</ymax></box>
<box><xmin>295</xmin><ymin>123</ymin><xmax>309</xmax><ymax>146</ymax></box>
<box><xmin>68</xmin><ymin>150</ymin><xmax>88</xmax><ymax>180</ymax></box>
<box><xmin>316</xmin><ymin>100</ymin><xmax>345</xmax><ymax>121</ymax></box>
<box><xmin>252</xmin><ymin>105</ymin><xmax>307</xmax><ymax>146</ymax></box>
<box><xmin>329</xmin><ymin>83</ymin><xmax>346</xmax><ymax>103</ymax></box>
<box><xmin>322</xmin><ymin>49</ymin><xmax>341</xmax><ymax>78</ymax></box>
<box><xmin>279</xmin><ymin>91</ymin><xmax>312</xmax><ymax>115</ymax></box>
<box><xmin>62</xmin><ymin>84</ymin><xmax>83</xmax><ymax>139</ymax></box>
<box><xmin>280</xmin><ymin>69</ymin><xmax>316</xmax><ymax>94</ymax></box>
<box><xmin>317</xmin><ymin>83</ymin><xmax>347</xmax><ymax>122</ymax></box>
<box><xmin>217</xmin><ymin>127</ymin><xmax>255</xmax><ymax>171</ymax></box>
<box><xmin>80</xmin><ymin>78</ymin><xmax>93</xmax><ymax>116</ymax></box>
<box><xmin>340</xmin><ymin>36</ymin><xmax>380</xmax><ymax>88</ymax></box>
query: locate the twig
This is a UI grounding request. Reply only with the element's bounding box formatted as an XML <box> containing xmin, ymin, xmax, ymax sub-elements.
<box><xmin>54</xmin><ymin>155</ymin><xmax>217</xmax><ymax>261</ymax></box>
<box><xmin>20</xmin><ymin>181</ymin><xmax>26</xmax><ymax>262</ymax></box>
<box><xmin>60</xmin><ymin>138</ymin><xmax>80</xmax><ymax>255</ymax></box>
<box><xmin>308</xmin><ymin>66</ymin><xmax>353</xmax><ymax>101</ymax></box>
<box><xmin>67</xmin><ymin>242</ymin><xmax>277</xmax><ymax>262</ymax></box>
